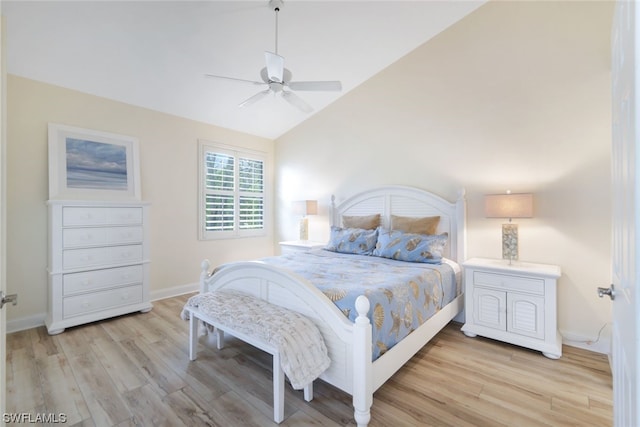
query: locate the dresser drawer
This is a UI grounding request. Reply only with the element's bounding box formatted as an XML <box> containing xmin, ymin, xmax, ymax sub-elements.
<box><xmin>63</xmin><ymin>265</ymin><xmax>144</xmax><ymax>295</ymax></box>
<box><xmin>63</xmin><ymin>226</ymin><xmax>144</xmax><ymax>248</ymax></box>
<box><xmin>63</xmin><ymin>284</ymin><xmax>143</xmax><ymax>318</ymax></box>
<box><xmin>63</xmin><ymin>207</ymin><xmax>142</xmax><ymax>227</ymax></box>
<box><xmin>63</xmin><ymin>244</ymin><xmax>143</xmax><ymax>270</ymax></box>
<box><xmin>473</xmin><ymin>271</ymin><xmax>544</xmax><ymax>295</ymax></box>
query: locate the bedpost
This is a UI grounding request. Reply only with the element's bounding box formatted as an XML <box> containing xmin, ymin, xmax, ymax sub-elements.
<box><xmin>200</xmin><ymin>259</ymin><xmax>211</xmax><ymax>294</ymax></box>
<box><xmin>456</xmin><ymin>188</ymin><xmax>467</xmax><ymax>262</ymax></box>
<box><xmin>353</xmin><ymin>295</ymin><xmax>372</xmax><ymax>427</ymax></box>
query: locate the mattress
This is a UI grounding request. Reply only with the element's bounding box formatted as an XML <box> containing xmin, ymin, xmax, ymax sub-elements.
<box><xmin>259</xmin><ymin>249</ymin><xmax>461</xmax><ymax>360</ymax></box>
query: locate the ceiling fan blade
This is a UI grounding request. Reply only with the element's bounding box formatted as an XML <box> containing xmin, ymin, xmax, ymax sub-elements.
<box><xmin>281</xmin><ymin>90</ymin><xmax>313</xmax><ymax>113</ymax></box>
<box><xmin>265</xmin><ymin>51</ymin><xmax>284</xmax><ymax>83</ymax></box>
<box><xmin>288</xmin><ymin>81</ymin><xmax>343</xmax><ymax>92</ymax></box>
<box><xmin>238</xmin><ymin>89</ymin><xmax>271</xmax><ymax>108</ymax></box>
<box><xmin>205</xmin><ymin>74</ymin><xmax>265</xmax><ymax>85</ymax></box>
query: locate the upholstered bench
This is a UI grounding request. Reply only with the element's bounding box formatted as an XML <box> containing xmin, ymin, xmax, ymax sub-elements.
<box><xmin>182</xmin><ymin>290</ymin><xmax>330</xmax><ymax>423</ymax></box>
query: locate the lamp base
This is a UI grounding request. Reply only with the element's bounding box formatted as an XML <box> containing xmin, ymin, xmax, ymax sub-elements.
<box><xmin>502</xmin><ymin>223</ymin><xmax>519</xmax><ymax>265</ymax></box>
<box><xmin>299</xmin><ymin>217</ymin><xmax>309</xmax><ymax>241</ymax></box>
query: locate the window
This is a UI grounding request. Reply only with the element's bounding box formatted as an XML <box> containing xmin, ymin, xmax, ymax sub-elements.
<box><xmin>199</xmin><ymin>140</ymin><xmax>267</xmax><ymax>240</ymax></box>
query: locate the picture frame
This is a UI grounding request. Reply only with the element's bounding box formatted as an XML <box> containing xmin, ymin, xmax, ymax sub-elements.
<box><xmin>48</xmin><ymin>123</ymin><xmax>141</xmax><ymax>200</ymax></box>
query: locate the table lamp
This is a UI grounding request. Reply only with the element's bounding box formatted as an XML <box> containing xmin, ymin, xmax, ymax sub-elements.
<box><xmin>293</xmin><ymin>200</ymin><xmax>318</xmax><ymax>240</ymax></box>
<box><xmin>485</xmin><ymin>192</ymin><xmax>533</xmax><ymax>264</ymax></box>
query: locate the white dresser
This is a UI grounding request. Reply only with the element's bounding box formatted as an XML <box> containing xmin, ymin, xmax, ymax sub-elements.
<box><xmin>461</xmin><ymin>257</ymin><xmax>562</xmax><ymax>359</ymax></box>
<box><xmin>46</xmin><ymin>200</ymin><xmax>152</xmax><ymax>334</ymax></box>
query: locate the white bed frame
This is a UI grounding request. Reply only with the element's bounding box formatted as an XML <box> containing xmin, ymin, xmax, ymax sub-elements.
<box><xmin>198</xmin><ymin>186</ymin><xmax>466</xmax><ymax>426</ymax></box>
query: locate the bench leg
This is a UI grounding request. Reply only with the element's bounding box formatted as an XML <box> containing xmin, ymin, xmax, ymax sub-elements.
<box><xmin>189</xmin><ymin>313</ymin><xmax>198</xmax><ymax>361</ymax></box>
<box><xmin>303</xmin><ymin>383</ymin><xmax>313</xmax><ymax>402</ymax></box>
<box><xmin>273</xmin><ymin>353</ymin><xmax>284</xmax><ymax>423</ymax></box>
<box><xmin>215</xmin><ymin>328</ymin><xmax>225</xmax><ymax>350</ymax></box>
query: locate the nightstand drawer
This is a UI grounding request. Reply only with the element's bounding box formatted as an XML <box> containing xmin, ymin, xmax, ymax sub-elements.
<box><xmin>474</xmin><ymin>271</ymin><xmax>544</xmax><ymax>295</ymax></box>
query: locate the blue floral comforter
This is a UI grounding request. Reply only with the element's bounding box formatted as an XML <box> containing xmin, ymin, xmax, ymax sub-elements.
<box><xmin>258</xmin><ymin>249</ymin><xmax>461</xmax><ymax>360</ymax></box>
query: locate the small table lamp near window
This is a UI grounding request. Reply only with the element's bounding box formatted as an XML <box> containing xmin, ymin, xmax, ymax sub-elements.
<box><xmin>485</xmin><ymin>192</ymin><xmax>533</xmax><ymax>264</ymax></box>
<box><xmin>293</xmin><ymin>200</ymin><xmax>318</xmax><ymax>240</ymax></box>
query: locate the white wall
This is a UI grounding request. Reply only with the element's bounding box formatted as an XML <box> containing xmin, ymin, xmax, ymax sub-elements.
<box><xmin>275</xmin><ymin>1</ymin><xmax>614</xmax><ymax>353</ymax></box>
<box><xmin>6</xmin><ymin>75</ymin><xmax>275</xmax><ymax>329</ymax></box>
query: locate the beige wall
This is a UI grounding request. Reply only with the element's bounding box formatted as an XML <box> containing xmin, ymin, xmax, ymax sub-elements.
<box><xmin>275</xmin><ymin>1</ymin><xmax>614</xmax><ymax>352</ymax></box>
<box><xmin>6</xmin><ymin>75</ymin><xmax>274</xmax><ymax>327</ymax></box>
<box><xmin>5</xmin><ymin>1</ymin><xmax>614</xmax><ymax>353</ymax></box>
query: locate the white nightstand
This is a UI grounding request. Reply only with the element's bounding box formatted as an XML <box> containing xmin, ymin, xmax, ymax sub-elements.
<box><xmin>279</xmin><ymin>240</ymin><xmax>325</xmax><ymax>255</ymax></box>
<box><xmin>461</xmin><ymin>257</ymin><xmax>562</xmax><ymax>359</ymax></box>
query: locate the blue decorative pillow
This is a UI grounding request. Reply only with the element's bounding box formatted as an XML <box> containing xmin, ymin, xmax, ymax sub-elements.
<box><xmin>325</xmin><ymin>226</ymin><xmax>378</xmax><ymax>255</ymax></box>
<box><xmin>373</xmin><ymin>228</ymin><xmax>448</xmax><ymax>264</ymax></box>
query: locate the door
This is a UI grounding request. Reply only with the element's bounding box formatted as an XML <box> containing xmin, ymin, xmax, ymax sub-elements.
<box><xmin>611</xmin><ymin>1</ymin><xmax>639</xmax><ymax>426</ymax></box>
<box><xmin>0</xmin><ymin>14</ymin><xmax>6</xmax><ymax>416</ymax></box>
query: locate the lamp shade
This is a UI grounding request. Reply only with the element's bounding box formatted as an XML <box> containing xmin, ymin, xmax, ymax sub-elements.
<box><xmin>292</xmin><ymin>200</ymin><xmax>318</xmax><ymax>216</ymax></box>
<box><xmin>485</xmin><ymin>193</ymin><xmax>533</xmax><ymax>219</ymax></box>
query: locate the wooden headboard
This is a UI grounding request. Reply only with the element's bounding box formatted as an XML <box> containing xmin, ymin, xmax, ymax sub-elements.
<box><xmin>330</xmin><ymin>186</ymin><xmax>466</xmax><ymax>262</ymax></box>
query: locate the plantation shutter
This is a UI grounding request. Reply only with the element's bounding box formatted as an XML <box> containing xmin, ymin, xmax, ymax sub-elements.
<box><xmin>238</xmin><ymin>157</ymin><xmax>264</xmax><ymax>230</ymax></box>
<box><xmin>200</xmin><ymin>142</ymin><xmax>266</xmax><ymax>239</ymax></box>
<box><xmin>204</xmin><ymin>152</ymin><xmax>235</xmax><ymax>231</ymax></box>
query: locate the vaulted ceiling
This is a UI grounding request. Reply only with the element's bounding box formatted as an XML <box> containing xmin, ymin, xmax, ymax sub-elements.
<box><xmin>2</xmin><ymin>1</ymin><xmax>485</xmax><ymax>139</ymax></box>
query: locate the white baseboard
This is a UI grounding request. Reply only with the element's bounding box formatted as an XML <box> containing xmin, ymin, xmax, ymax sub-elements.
<box><xmin>6</xmin><ymin>282</ymin><xmax>200</xmax><ymax>334</ymax></box>
<box><xmin>150</xmin><ymin>282</ymin><xmax>199</xmax><ymax>301</ymax></box>
<box><xmin>6</xmin><ymin>313</ymin><xmax>47</xmax><ymax>334</ymax></box>
<box><xmin>560</xmin><ymin>328</ymin><xmax>611</xmax><ymax>355</ymax></box>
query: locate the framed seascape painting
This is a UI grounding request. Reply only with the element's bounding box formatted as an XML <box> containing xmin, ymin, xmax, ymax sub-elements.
<box><xmin>48</xmin><ymin>124</ymin><xmax>141</xmax><ymax>200</ymax></box>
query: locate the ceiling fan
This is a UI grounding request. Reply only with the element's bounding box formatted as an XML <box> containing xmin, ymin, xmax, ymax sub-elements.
<box><xmin>205</xmin><ymin>0</ymin><xmax>342</xmax><ymax>113</ymax></box>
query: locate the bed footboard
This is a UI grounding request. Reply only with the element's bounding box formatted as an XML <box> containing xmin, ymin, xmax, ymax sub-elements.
<box><xmin>199</xmin><ymin>259</ymin><xmax>375</xmax><ymax>426</ymax></box>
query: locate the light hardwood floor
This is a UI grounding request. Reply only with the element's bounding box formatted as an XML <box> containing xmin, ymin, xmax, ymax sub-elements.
<box><xmin>6</xmin><ymin>294</ymin><xmax>612</xmax><ymax>426</ymax></box>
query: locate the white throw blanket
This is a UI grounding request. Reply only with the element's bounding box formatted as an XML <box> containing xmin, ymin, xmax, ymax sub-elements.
<box><xmin>181</xmin><ymin>290</ymin><xmax>331</xmax><ymax>390</ymax></box>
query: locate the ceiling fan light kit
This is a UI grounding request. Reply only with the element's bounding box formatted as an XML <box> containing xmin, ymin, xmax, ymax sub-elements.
<box><xmin>205</xmin><ymin>0</ymin><xmax>342</xmax><ymax>113</ymax></box>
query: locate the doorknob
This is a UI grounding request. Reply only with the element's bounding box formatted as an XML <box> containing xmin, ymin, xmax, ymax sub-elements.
<box><xmin>597</xmin><ymin>284</ymin><xmax>615</xmax><ymax>300</ymax></box>
<box><xmin>0</xmin><ymin>291</ymin><xmax>17</xmax><ymax>309</ymax></box>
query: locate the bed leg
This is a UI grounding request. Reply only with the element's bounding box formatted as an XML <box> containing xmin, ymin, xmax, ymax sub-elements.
<box><xmin>353</xmin><ymin>295</ymin><xmax>373</xmax><ymax>427</ymax></box>
<box><xmin>189</xmin><ymin>313</ymin><xmax>198</xmax><ymax>361</ymax></box>
<box><xmin>273</xmin><ymin>353</ymin><xmax>284</xmax><ymax>423</ymax></box>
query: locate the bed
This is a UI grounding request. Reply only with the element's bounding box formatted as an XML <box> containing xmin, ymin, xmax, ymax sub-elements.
<box><xmin>193</xmin><ymin>186</ymin><xmax>466</xmax><ymax>426</ymax></box>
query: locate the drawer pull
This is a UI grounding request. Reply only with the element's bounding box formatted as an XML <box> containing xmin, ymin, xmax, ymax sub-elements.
<box><xmin>81</xmin><ymin>301</ymin><xmax>91</xmax><ymax>308</ymax></box>
<box><xmin>122</xmin><ymin>292</ymin><xmax>130</xmax><ymax>300</ymax></box>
